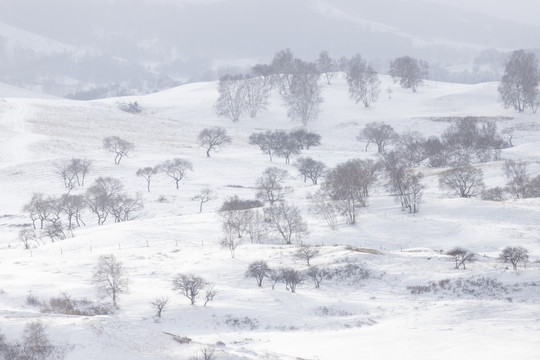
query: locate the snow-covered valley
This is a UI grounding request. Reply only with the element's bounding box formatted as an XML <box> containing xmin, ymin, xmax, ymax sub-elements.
<box><xmin>0</xmin><ymin>75</ymin><xmax>539</xmax><ymax>360</ymax></box>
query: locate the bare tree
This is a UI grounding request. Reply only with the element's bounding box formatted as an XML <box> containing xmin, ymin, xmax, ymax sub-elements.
<box><xmin>387</xmin><ymin>167</ymin><xmax>424</xmax><ymax>213</ymax></box>
<box><xmin>244</xmin><ymin>75</ymin><xmax>271</xmax><ymax>118</ymax></box>
<box><xmin>270</xmin><ymin>48</ymin><xmax>296</xmax><ymax>94</ymax></box>
<box><xmin>245</xmin><ymin>260</ymin><xmax>272</xmax><ymax>287</ymax></box>
<box><xmin>215</xmin><ymin>74</ymin><xmax>246</xmax><ymax>122</ymax></box>
<box><xmin>294</xmin><ymin>244</ymin><xmax>319</xmax><ymax>266</ymax></box>
<box><xmin>294</xmin><ymin>157</ymin><xmax>326</xmax><ymax>185</ymax></box>
<box><xmin>345</xmin><ymin>54</ymin><xmax>381</xmax><ymax>107</ymax></box>
<box><xmin>280</xmin><ymin>268</ymin><xmax>303</xmax><ymax>293</ymax></box>
<box><xmin>159</xmin><ymin>158</ymin><xmax>193</xmax><ymax>190</ymax></box>
<box><xmin>268</xmin><ymin>269</ymin><xmax>281</xmax><ymax>290</ymax></box>
<box><xmin>21</xmin><ymin>321</ymin><xmax>53</xmax><ymax>360</ymax></box>
<box><xmin>102</xmin><ymin>136</ymin><xmax>134</xmax><ymax>164</ymax></box>
<box><xmin>316</xmin><ymin>50</ymin><xmax>336</xmax><ymax>85</ymax></box>
<box><xmin>192</xmin><ymin>188</ymin><xmax>216</xmax><ymax>213</ymax></box>
<box><xmin>220</xmin><ymin>229</ymin><xmax>242</xmax><ymax>258</ymax></box>
<box><xmin>256</xmin><ymin>167</ymin><xmax>291</xmax><ymax>205</ymax></box>
<box><xmin>503</xmin><ymin>160</ymin><xmax>530</xmax><ymax>199</ymax></box>
<box><xmin>151</xmin><ymin>297</ymin><xmax>169</xmax><ymax>318</ymax></box>
<box><xmin>501</xmin><ymin>127</ymin><xmax>514</xmax><ymax>147</ymax></box>
<box><xmin>499</xmin><ymin>246</ymin><xmax>529</xmax><ymax>270</ymax></box>
<box><xmin>108</xmin><ymin>193</ymin><xmax>143</xmax><ymax>223</ymax></box>
<box><xmin>198</xmin><ymin>127</ymin><xmax>232</xmax><ymax>157</ymax></box>
<box><xmin>92</xmin><ymin>254</ymin><xmax>129</xmax><ymax>308</ymax></box>
<box><xmin>322</xmin><ymin>159</ymin><xmax>376</xmax><ymax>225</ymax></box>
<box><xmin>136</xmin><ymin>167</ymin><xmax>158</xmax><ymax>192</ymax></box>
<box><xmin>172</xmin><ymin>274</ymin><xmax>207</xmax><ymax>305</ymax></box>
<box><xmin>446</xmin><ymin>247</ymin><xmax>475</xmax><ymax>269</ymax></box>
<box><xmin>85</xmin><ymin>177</ymin><xmax>124</xmax><ymax>225</ymax></box>
<box><xmin>439</xmin><ymin>166</ymin><xmax>485</xmax><ymax>198</ymax></box>
<box><xmin>70</xmin><ymin>158</ymin><xmax>92</xmax><ymax>186</ymax></box>
<box><xmin>282</xmin><ymin>60</ymin><xmax>323</xmax><ymax>125</ymax></box>
<box><xmin>23</xmin><ymin>193</ymin><xmax>53</xmax><ymax>230</ymax></box>
<box><xmin>308</xmin><ymin>190</ymin><xmax>338</xmax><ymax>231</ymax></box>
<box><xmin>498</xmin><ymin>49</ymin><xmax>539</xmax><ymax>112</ymax></box>
<box><xmin>56</xmin><ymin>161</ymin><xmax>77</xmax><ymax>190</ymax></box>
<box><xmin>203</xmin><ymin>287</ymin><xmax>216</xmax><ymax>307</ymax></box>
<box><xmin>358</xmin><ymin>122</ymin><xmax>397</xmax><ymax>153</ymax></box>
<box><xmin>306</xmin><ymin>266</ymin><xmax>331</xmax><ymax>288</ymax></box>
<box><xmin>289</xmin><ymin>129</ymin><xmax>321</xmax><ymax>150</ymax></box>
<box><xmin>19</xmin><ymin>228</ymin><xmax>38</xmax><ymax>250</ymax></box>
<box><xmin>264</xmin><ymin>203</ymin><xmax>309</xmax><ymax>245</ymax></box>
<box><xmin>389</xmin><ymin>56</ymin><xmax>429</xmax><ymax>92</ymax></box>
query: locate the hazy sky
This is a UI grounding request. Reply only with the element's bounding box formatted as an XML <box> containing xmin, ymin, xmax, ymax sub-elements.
<box><xmin>419</xmin><ymin>0</ymin><xmax>540</xmax><ymax>25</ymax></box>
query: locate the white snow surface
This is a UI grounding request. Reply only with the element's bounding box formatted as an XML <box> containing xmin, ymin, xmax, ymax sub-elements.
<box><xmin>0</xmin><ymin>75</ymin><xmax>539</xmax><ymax>359</ymax></box>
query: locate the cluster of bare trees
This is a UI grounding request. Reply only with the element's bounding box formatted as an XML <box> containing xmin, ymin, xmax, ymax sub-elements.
<box><xmin>22</xmin><ymin>177</ymin><xmax>142</xmax><ymax>247</ymax></box>
<box><xmin>445</xmin><ymin>245</ymin><xmax>529</xmax><ymax>271</ymax></box>
<box><xmin>56</xmin><ymin>158</ymin><xmax>92</xmax><ymax>189</ymax></box>
<box><xmin>358</xmin><ymin>118</ymin><xmax>505</xmax><ymax>168</ymax></box>
<box><xmin>248</xmin><ymin>128</ymin><xmax>320</xmax><ymax>163</ymax></box>
<box><xmin>136</xmin><ymin>158</ymin><xmax>193</xmax><ymax>192</ymax></box>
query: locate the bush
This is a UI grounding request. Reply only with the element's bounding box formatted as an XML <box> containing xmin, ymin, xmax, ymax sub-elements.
<box><xmin>407</xmin><ymin>277</ymin><xmax>512</xmax><ymax>300</ymax></box>
<box><xmin>225</xmin><ymin>315</ymin><xmax>259</xmax><ymax>330</ymax></box>
<box><xmin>330</xmin><ymin>263</ymin><xmax>371</xmax><ymax>283</ymax></box>
<box><xmin>40</xmin><ymin>293</ymin><xmax>114</xmax><ymax>316</ymax></box>
<box><xmin>117</xmin><ymin>101</ymin><xmax>142</xmax><ymax>113</ymax></box>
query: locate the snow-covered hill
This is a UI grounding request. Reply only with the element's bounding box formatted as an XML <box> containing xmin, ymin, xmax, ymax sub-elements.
<box><xmin>0</xmin><ymin>76</ymin><xmax>539</xmax><ymax>359</ymax></box>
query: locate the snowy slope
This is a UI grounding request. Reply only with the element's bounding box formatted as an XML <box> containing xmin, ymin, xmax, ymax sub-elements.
<box><xmin>0</xmin><ymin>76</ymin><xmax>539</xmax><ymax>360</ymax></box>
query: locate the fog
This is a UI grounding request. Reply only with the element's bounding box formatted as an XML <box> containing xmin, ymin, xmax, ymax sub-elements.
<box><xmin>0</xmin><ymin>0</ymin><xmax>538</xmax><ymax>97</ymax></box>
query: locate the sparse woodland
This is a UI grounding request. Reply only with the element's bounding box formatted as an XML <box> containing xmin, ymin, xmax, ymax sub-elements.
<box><xmin>1</xmin><ymin>48</ymin><xmax>539</xmax><ymax>360</ymax></box>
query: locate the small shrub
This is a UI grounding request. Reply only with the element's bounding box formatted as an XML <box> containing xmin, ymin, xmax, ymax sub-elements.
<box><xmin>330</xmin><ymin>263</ymin><xmax>371</xmax><ymax>283</ymax></box>
<box><xmin>225</xmin><ymin>315</ymin><xmax>259</xmax><ymax>330</ymax></box>
<box><xmin>26</xmin><ymin>292</ymin><xmax>40</xmax><ymax>306</ymax></box>
<box><xmin>40</xmin><ymin>293</ymin><xmax>114</xmax><ymax>316</ymax></box>
<box><xmin>117</xmin><ymin>101</ymin><xmax>142</xmax><ymax>113</ymax></box>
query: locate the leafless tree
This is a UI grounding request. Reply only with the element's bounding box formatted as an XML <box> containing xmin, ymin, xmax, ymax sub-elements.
<box><xmin>503</xmin><ymin>160</ymin><xmax>530</xmax><ymax>199</ymax></box>
<box><xmin>480</xmin><ymin>187</ymin><xmax>507</xmax><ymax>201</ymax></box>
<box><xmin>294</xmin><ymin>157</ymin><xmax>326</xmax><ymax>185</ymax></box>
<box><xmin>108</xmin><ymin>193</ymin><xmax>143</xmax><ymax>223</ymax></box>
<box><xmin>282</xmin><ymin>60</ymin><xmax>323</xmax><ymax>125</ymax></box>
<box><xmin>322</xmin><ymin>159</ymin><xmax>376</xmax><ymax>224</ymax></box>
<box><xmin>358</xmin><ymin>122</ymin><xmax>398</xmax><ymax>153</ymax></box>
<box><xmin>85</xmin><ymin>177</ymin><xmax>124</xmax><ymax>225</ymax></box>
<box><xmin>159</xmin><ymin>158</ymin><xmax>193</xmax><ymax>190</ymax></box>
<box><xmin>270</xmin><ymin>48</ymin><xmax>296</xmax><ymax>94</ymax></box>
<box><xmin>21</xmin><ymin>321</ymin><xmax>54</xmax><ymax>360</ymax></box>
<box><xmin>316</xmin><ymin>50</ymin><xmax>336</xmax><ymax>85</ymax></box>
<box><xmin>306</xmin><ymin>266</ymin><xmax>331</xmax><ymax>288</ymax></box>
<box><xmin>256</xmin><ymin>167</ymin><xmax>291</xmax><ymax>205</ymax></box>
<box><xmin>294</xmin><ymin>244</ymin><xmax>319</xmax><ymax>266</ymax></box>
<box><xmin>499</xmin><ymin>246</ymin><xmax>529</xmax><ymax>270</ymax></box>
<box><xmin>498</xmin><ymin>49</ymin><xmax>539</xmax><ymax>112</ymax></box>
<box><xmin>501</xmin><ymin>127</ymin><xmax>514</xmax><ymax>147</ymax></box>
<box><xmin>388</xmin><ymin>168</ymin><xmax>424</xmax><ymax>213</ymax></box>
<box><xmin>215</xmin><ymin>74</ymin><xmax>246</xmax><ymax>122</ymax></box>
<box><xmin>439</xmin><ymin>166</ymin><xmax>485</xmax><ymax>198</ymax></box>
<box><xmin>56</xmin><ymin>161</ymin><xmax>77</xmax><ymax>190</ymax></box>
<box><xmin>198</xmin><ymin>127</ymin><xmax>232</xmax><ymax>157</ymax></box>
<box><xmin>203</xmin><ymin>287</ymin><xmax>216</xmax><ymax>307</ymax></box>
<box><xmin>151</xmin><ymin>297</ymin><xmax>169</xmax><ymax>318</ymax></box>
<box><xmin>396</xmin><ymin>131</ymin><xmax>426</xmax><ymax>166</ymax></box>
<box><xmin>192</xmin><ymin>188</ymin><xmax>216</xmax><ymax>213</ymax></box>
<box><xmin>268</xmin><ymin>269</ymin><xmax>281</xmax><ymax>290</ymax></box>
<box><xmin>244</xmin><ymin>75</ymin><xmax>271</xmax><ymax>118</ymax></box>
<box><xmin>289</xmin><ymin>129</ymin><xmax>321</xmax><ymax>150</ymax></box>
<box><xmin>446</xmin><ymin>247</ymin><xmax>475</xmax><ymax>269</ymax></box>
<box><xmin>345</xmin><ymin>54</ymin><xmax>381</xmax><ymax>107</ymax></box>
<box><xmin>23</xmin><ymin>193</ymin><xmax>52</xmax><ymax>230</ymax></box>
<box><xmin>245</xmin><ymin>261</ymin><xmax>272</xmax><ymax>287</ymax></box>
<box><xmin>389</xmin><ymin>56</ymin><xmax>429</xmax><ymax>92</ymax></box>
<box><xmin>220</xmin><ymin>228</ymin><xmax>242</xmax><ymax>258</ymax></box>
<box><xmin>19</xmin><ymin>228</ymin><xmax>38</xmax><ymax>249</ymax></box>
<box><xmin>172</xmin><ymin>274</ymin><xmax>207</xmax><ymax>305</ymax></box>
<box><xmin>308</xmin><ymin>190</ymin><xmax>338</xmax><ymax>231</ymax></box>
<box><xmin>103</xmin><ymin>136</ymin><xmax>134</xmax><ymax>164</ymax></box>
<box><xmin>200</xmin><ymin>346</ymin><xmax>216</xmax><ymax>360</ymax></box>
<box><xmin>70</xmin><ymin>158</ymin><xmax>92</xmax><ymax>186</ymax></box>
<box><xmin>136</xmin><ymin>167</ymin><xmax>158</xmax><ymax>192</ymax></box>
<box><xmin>280</xmin><ymin>268</ymin><xmax>303</xmax><ymax>293</ymax></box>
<box><xmin>264</xmin><ymin>203</ymin><xmax>309</xmax><ymax>245</ymax></box>
<box><xmin>92</xmin><ymin>254</ymin><xmax>129</xmax><ymax>308</ymax></box>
